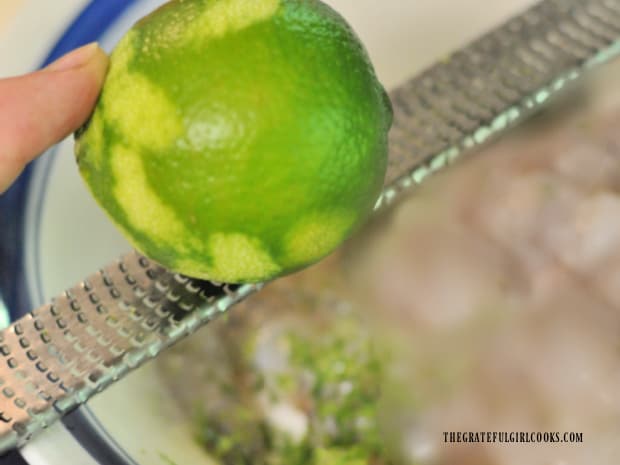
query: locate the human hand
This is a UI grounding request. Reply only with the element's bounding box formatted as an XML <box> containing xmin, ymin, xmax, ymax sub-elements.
<box><xmin>0</xmin><ymin>43</ymin><xmax>109</xmax><ymax>193</ymax></box>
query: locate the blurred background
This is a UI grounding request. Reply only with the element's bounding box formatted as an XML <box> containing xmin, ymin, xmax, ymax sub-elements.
<box><xmin>2</xmin><ymin>1</ymin><xmax>620</xmax><ymax>464</ymax></box>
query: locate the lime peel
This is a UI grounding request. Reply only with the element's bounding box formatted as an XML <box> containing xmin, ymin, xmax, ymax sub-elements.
<box><xmin>185</xmin><ymin>0</ymin><xmax>280</xmax><ymax>41</ymax></box>
<box><xmin>103</xmin><ymin>72</ymin><xmax>184</xmax><ymax>151</ymax></box>
<box><xmin>111</xmin><ymin>145</ymin><xmax>193</xmax><ymax>251</ymax></box>
<box><xmin>284</xmin><ymin>212</ymin><xmax>356</xmax><ymax>267</ymax></box>
<box><xmin>185</xmin><ymin>232</ymin><xmax>282</xmax><ymax>283</ymax></box>
<box><xmin>76</xmin><ymin>0</ymin><xmax>392</xmax><ymax>283</ymax></box>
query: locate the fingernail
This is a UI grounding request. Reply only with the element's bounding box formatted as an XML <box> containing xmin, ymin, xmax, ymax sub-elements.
<box><xmin>46</xmin><ymin>43</ymin><xmax>101</xmax><ymax>72</ymax></box>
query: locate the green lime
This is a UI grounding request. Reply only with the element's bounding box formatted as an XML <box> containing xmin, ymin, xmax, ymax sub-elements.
<box><xmin>75</xmin><ymin>0</ymin><xmax>392</xmax><ymax>283</ymax></box>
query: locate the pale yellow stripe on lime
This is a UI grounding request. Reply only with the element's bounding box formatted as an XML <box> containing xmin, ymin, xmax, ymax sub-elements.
<box><xmin>111</xmin><ymin>144</ymin><xmax>191</xmax><ymax>250</ymax></box>
<box><xmin>285</xmin><ymin>212</ymin><xmax>356</xmax><ymax>265</ymax></box>
<box><xmin>194</xmin><ymin>232</ymin><xmax>281</xmax><ymax>282</ymax></box>
<box><xmin>81</xmin><ymin>111</ymin><xmax>105</xmax><ymax>169</ymax></box>
<box><xmin>185</xmin><ymin>0</ymin><xmax>279</xmax><ymax>41</ymax></box>
<box><xmin>103</xmin><ymin>69</ymin><xmax>183</xmax><ymax>151</ymax></box>
<box><xmin>109</xmin><ymin>28</ymin><xmax>137</xmax><ymax>70</ymax></box>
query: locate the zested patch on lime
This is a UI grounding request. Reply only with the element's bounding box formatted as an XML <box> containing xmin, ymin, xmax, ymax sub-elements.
<box><xmin>76</xmin><ymin>0</ymin><xmax>392</xmax><ymax>283</ymax></box>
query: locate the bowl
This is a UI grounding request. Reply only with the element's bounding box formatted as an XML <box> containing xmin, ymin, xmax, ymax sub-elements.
<box><xmin>0</xmin><ymin>1</ymin><xmax>564</xmax><ymax>464</ymax></box>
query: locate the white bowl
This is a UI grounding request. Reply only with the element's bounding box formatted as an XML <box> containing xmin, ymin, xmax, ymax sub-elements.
<box><xmin>0</xmin><ymin>0</ymin><xmax>536</xmax><ymax>463</ymax></box>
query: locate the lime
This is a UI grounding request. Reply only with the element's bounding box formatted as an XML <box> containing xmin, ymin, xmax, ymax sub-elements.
<box><xmin>75</xmin><ymin>0</ymin><xmax>392</xmax><ymax>283</ymax></box>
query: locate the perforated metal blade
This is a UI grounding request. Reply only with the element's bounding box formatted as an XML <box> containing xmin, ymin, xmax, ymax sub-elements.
<box><xmin>2</xmin><ymin>0</ymin><xmax>620</xmax><ymax>453</ymax></box>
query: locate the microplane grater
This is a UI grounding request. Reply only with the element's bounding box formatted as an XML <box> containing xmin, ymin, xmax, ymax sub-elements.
<box><xmin>1</xmin><ymin>0</ymin><xmax>620</xmax><ymax>453</ymax></box>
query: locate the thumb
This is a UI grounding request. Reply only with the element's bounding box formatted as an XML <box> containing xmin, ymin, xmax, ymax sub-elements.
<box><xmin>0</xmin><ymin>43</ymin><xmax>109</xmax><ymax>193</ymax></box>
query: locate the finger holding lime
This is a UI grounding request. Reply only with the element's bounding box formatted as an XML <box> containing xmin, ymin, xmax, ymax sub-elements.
<box><xmin>75</xmin><ymin>0</ymin><xmax>392</xmax><ymax>283</ymax></box>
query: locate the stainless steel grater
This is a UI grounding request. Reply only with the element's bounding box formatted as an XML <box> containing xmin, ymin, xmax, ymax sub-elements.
<box><xmin>2</xmin><ymin>0</ymin><xmax>620</xmax><ymax>453</ymax></box>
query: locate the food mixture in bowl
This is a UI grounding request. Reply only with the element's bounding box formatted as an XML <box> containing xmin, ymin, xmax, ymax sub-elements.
<box><xmin>158</xmin><ymin>253</ymin><xmax>389</xmax><ymax>465</ymax></box>
<box><xmin>157</xmin><ymin>63</ymin><xmax>620</xmax><ymax>465</ymax></box>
